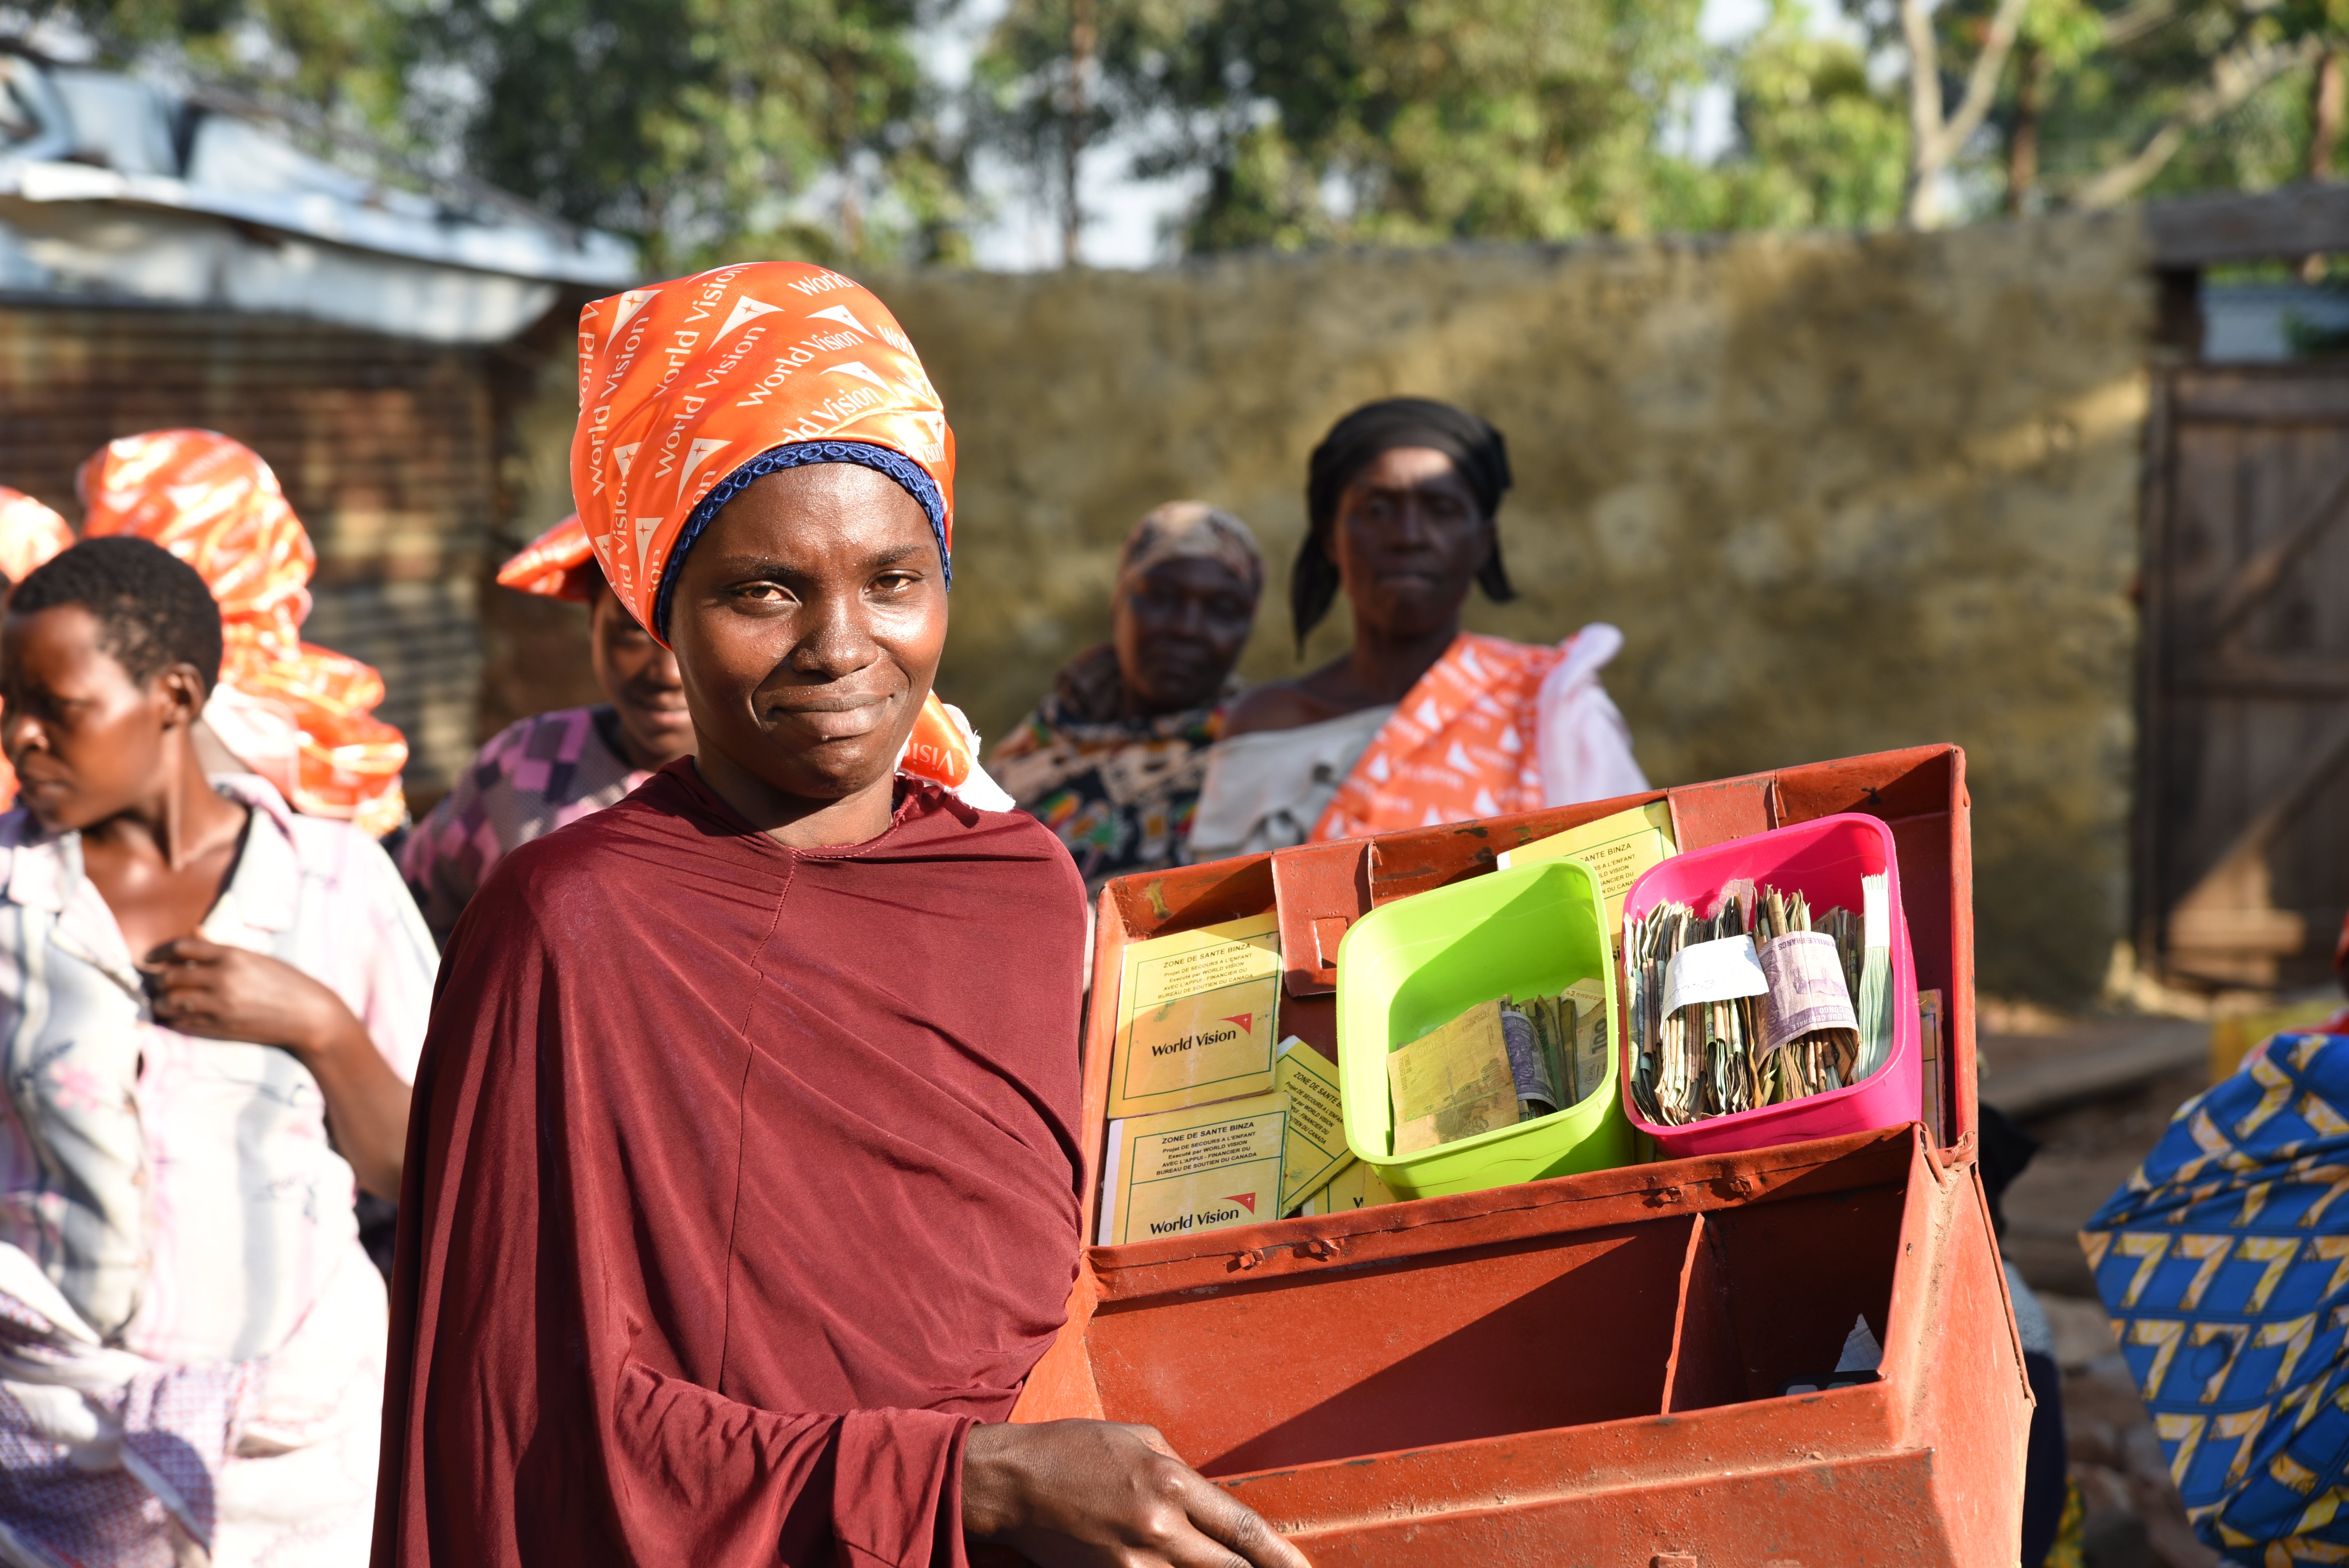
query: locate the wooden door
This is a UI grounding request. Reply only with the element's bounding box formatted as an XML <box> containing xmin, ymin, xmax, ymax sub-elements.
<box><xmin>2141</xmin><ymin>366</ymin><xmax>2349</xmax><ymax>989</ymax></box>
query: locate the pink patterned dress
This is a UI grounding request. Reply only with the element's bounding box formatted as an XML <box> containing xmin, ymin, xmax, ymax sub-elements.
<box><xmin>0</xmin><ymin>774</ymin><xmax>436</xmax><ymax>1565</ymax></box>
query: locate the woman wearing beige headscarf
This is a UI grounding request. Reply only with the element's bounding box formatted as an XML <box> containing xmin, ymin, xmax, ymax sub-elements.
<box><xmin>992</xmin><ymin>500</ymin><xmax>1262</xmax><ymax>896</ymax></box>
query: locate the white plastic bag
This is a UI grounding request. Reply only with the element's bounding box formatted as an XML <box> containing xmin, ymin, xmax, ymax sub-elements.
<box><xmin>1535</xmin><ymin>623</ymin><xmax>1649</xmax><ymax>808</ymax></box>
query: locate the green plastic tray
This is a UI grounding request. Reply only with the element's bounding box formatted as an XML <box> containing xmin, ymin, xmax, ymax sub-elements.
<box><xmin>1335</xmin><ymin>857</ymin><xmax>1632</xmax><ymax>1199</ymax></box>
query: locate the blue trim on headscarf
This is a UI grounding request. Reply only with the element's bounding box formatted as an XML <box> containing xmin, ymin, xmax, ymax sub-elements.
<box><xmin>652</xmin><ymin>440</ymin><xmax>950</xmax><ymax>639</ymax></box>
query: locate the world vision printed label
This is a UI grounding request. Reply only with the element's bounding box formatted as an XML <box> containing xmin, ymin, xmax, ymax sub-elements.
<box><xmin>1311</xmin><ymin>1157</ymin><xmax>1399</xmax><ymax>1213</ymax></box>
<box><xmin>1109</xmin><ymin>911</ymin><xmax>1281</xmax><ymax>1118</ymax></box>
<box><xmin>1274</xmin><ymin>1037</ymin><xmax>1353</xmax><ymax>1212</ymax></box>
<box><xmin>1495</xmin><ymin>800</ymin><xmax>1678</xmax><ymax>950</ymax></box>
<box><xmin>569</xmin><ymin>261</ymin><xmax>957</xmax><ymax>643</ymax></box>
<box><xmin>1098</xmin><ymin>1092</ymin><xmax>1289</xmax><ymax>1247</ymax></box>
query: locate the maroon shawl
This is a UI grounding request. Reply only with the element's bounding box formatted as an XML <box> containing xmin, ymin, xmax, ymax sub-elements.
<box><xmin>371</xmin><ymin>761</ymin><xmax>1086</xmax><ymax>1567</ymax></box>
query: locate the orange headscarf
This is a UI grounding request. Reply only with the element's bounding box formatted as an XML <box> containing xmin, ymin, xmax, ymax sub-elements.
<box><xmin>0</xmin><ymin>489</ymin><xmax>72</xmax><ymax>587</ymax></box>
<box><xmin>0</xmin><ymin>488</ymin><xmax>75</xmax><ymax>811</ymax></box>
<box><xmin>79</xmin><ymin>430</ymin><xmax>409</xmax><ymax>836</ymax></box>
<box><xmin>570</xmin><ymin>262</ymin><xmax>953</xmax><ymax>642</ymax></box>
<box><xmin>497</xmin><ymin>513</ymin><xmax>600</xmax><ymax>603</ymax></box>
<box><xmin>570</xmin><ymin>262</ymin><xmax>984</xmax><ymax>797</ymax></box>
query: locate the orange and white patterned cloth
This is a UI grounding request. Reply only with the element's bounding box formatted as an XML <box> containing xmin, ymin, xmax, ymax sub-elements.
<box><xmin>78</xmin><ymin>431</ymin><xmax>409</xmax><ymax>837</ymax></box>
<box><xmin>495</xmin><ymin>513</ymin><xmax>599</xmax><ymax>604</ymax></box>
<box><xmin>570</xmin><ymin>260</ymin><xmax>953</xmax><ymax>639</ymax></box>
<box><xmin>1314</xmin><ymin>633</ymin><xmax>1557</xmax><ymax>837</ymax></box>
<box><xmin>1191</xmin><ymin>626</ymin><xmax>1646</xmax><ymax>859</ymax></box>
<box><xmin>1312</xmin><ymin>627</ymin><xmax>1645</xmax><ymax>840</ymax></box>
<box><xmin>0</xmin><ymin>489</ymin><xmax>76</xmax><ymax>811</ymax></box>
<box><xmin>0</xmin><ymin>489</ymin><xmax>71</xmax><ymax>588</ymax></box>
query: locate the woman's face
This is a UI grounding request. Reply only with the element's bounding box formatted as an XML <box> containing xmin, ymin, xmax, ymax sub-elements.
<box><xmin>1113</xmin><ymin>557</ymin><xmax>1256</xmax><ymax>716</ymax></box>
<box><xmin>588</xmin><ymin>584</ymin><xmax>695</xmax><ymax>770</ymax></box>
<box><xmin>1329</xmin><ymin>446</ymin><xmax>1491</xmax><ymax>639</ymax></box>
<box><xmin>665</xmin><ymin>463</ymin><xmax>947</xmax><ymax>804</ymax></box>
<box><xmin>0</xmin><ymin>604</ymin><xmax>196</xmax><ymax>833</ymax></box>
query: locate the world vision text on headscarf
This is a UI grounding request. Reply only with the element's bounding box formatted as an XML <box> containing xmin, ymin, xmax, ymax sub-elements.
<box><xmin>570</xmin><ymin>262</ymin><xmax>954</xmax><ymax>644</ymax></box>
<box><xmin>80</xmin><ymin>431</ymin><xmax>410</xmax><ymax>836</ymax></box>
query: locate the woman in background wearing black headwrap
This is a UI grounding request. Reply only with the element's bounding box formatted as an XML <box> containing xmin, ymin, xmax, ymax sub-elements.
<box><xmin>1188</xmin><ymin>397</ymin><xmax>1645</xmax><ymax>857</ymax></box>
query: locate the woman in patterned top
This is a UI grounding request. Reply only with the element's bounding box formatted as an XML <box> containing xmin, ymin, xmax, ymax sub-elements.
<box><xmin>0</xmin><ymin>537</ymin><xmax>436</xmax><ymax>1564</ymax></box>
<box><xmin>400</xmin><ymin>515</ymin><xmax>695</xmax><ymax>944</ymax></box>
<box><xmin>991</xmin><ymin>501</ymin><xmax>1262</xmax><ymax>897</ymax></box>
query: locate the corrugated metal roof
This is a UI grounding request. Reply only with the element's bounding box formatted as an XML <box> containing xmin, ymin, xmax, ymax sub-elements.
<box><xmin>0</xmin><ymin>54</ymin><xmax>633</xmax><ymax>342</ymax></box>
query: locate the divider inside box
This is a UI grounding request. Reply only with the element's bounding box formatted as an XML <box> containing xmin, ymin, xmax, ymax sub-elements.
<box><xmin>1664</xmin><ymin>1183</ymin><xmax>1905</xmax><ymax>1411</ymax></box>
<box><xmin>1075</xmin><ymin>1153</ymin><xmax>1912</xmax><ymax>1479</ymax></box>
<box><xmin>1086</xmin><ymin>1216</ymin><xmax>1693</xmax><ymax>1476</ymax></box>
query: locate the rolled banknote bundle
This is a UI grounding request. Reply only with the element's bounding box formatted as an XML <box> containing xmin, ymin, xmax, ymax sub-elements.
<box><xmin>1626</xmin><ymin>877</ymin><xmax>1889</xmax><ymax>1127</ymax></box>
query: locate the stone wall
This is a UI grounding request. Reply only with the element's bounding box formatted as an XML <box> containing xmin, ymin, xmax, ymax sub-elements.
<box><xmin>0</xmin><ymin>302</ymin><xmax>501</xmax><ymax>795</ymax></box>
<box><xmin>493</xmin><ymin>213</ymin><xmax>2153</xmax><ymax>1000</ymax></box>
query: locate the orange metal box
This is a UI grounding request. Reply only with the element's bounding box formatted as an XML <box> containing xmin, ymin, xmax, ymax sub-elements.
<box><xmin>1010</xmin><ymin>744</ymin><xmax>2032</xmax><ymax>1567</ymax></box>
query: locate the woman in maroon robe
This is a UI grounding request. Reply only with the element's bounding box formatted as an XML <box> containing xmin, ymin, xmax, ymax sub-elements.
<box><xmin>371</xmin><ymin>264</ymin><xmax>1308</xmax><ymax>1568</ymax></box>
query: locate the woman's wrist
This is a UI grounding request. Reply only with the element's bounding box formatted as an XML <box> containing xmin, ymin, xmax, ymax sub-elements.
<box><xmin>960</xmin><ymin>1423</ymin><xmax>1029</xmax><ymax>1541</ymax></box>
<box><xmin>285</xmin><ymin>1009</ymin><xmax>371</xmax><ymax>1070</ymax></box>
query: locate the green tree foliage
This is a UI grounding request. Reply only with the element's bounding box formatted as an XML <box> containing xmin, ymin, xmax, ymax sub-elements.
<box><xmin>43</xmin><ymin>0</ymin><xmax>966</xmax><ymax>270</ymax></box>
<box><xmin>976</xmin><ymin>0</ymin><xmax>1713</xmax><ymax>254</ymax></box>
<box><xmin>1700</xmin><ymin>3</ymin><xmax>1909</xmax><ymax>230</ymax></box>
<box><xmin>47</xmin><ymin>0</ymin><xmax>2349</xmax><ymax>265</ymax></box>
<box><xmin>41</xmin><ymin>0</ymin><xmax>407</xmax><ymax>123</ymax></box>
<box><xmin>2017</xmin><ymin>0</ymin><xmax>2326</xmax><ymax>205</ymax></box>
<box><xmin>405</xmin><ymin>0</ymin><xmax>961</xmax><ymax>270</ymax></box>
<box><xmin>1904</xmin><ymin>0</ymin><xmax>2343</xmax><ymax>214</ymax></box>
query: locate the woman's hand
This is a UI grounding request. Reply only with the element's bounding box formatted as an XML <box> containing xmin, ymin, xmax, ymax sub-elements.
<box><xmin>962</xmin><ymin>1419</ymin><xmax>1310</xmax><ymax>1568</ymax></box>
<box><xmin>145</xmin><ymin>937</ymin><xmax>349</xmax><ymax>1054</ymax></box>
<box><xmin>143</xmin><ymin>937</ymin><xmax>411</xmax><ymax>1202</ymax></box>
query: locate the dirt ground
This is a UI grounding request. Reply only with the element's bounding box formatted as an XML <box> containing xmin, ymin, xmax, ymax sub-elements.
<box><xmin>1991</xmin><ymin>1029</ymin><xmax>2220</xmax><ymax>1568</ymax></box>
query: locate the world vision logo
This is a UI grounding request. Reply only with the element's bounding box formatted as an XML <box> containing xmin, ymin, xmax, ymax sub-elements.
<box><xmin>720</xmin><ymin>295</ymin><xmax>784</xmax><ymax>340</ymax></box>
<box><xmin>676</xmin><ymin>438</ymin><xmax>730</xmax><ymax>504</ymax></box>
<box><xmin>610</xmin><ymin>289</ymin><xmax>661</xmax><ymax>331</ymax></box>
<box><xmin>827</xmin><ymin>362</ymin><xmax>893</xmax><ymax>394</ymax></box>
<box><xmin>1145</xmin><ymin>1194</ymin><xmax>1257</xmax><ymax>1236</ymax></box>
<box><xmin>804</xmin><ymin>303</ymin><xmax>872</xmax><ymax>337</ymax></box>
<box><xmin>904</xmin><ymin>411</ymin><xmax>947</xmax><ymax>463</ymax></box>
<box><xmin>901</xmin><ymin>736</ymin><xmax>971</xmax><ymax>783</ymax></box>
<box><xmin>785</xmin><ymin>270</ymin><xmax>855</xmax><ymax>296</ymax></box>
<box><xmin>1148</xmin><ymin>1019</ymin><xmax>1248</xmax><ymax>1059</ymax></box>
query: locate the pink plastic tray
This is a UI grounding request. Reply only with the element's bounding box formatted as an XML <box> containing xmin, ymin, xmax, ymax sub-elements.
<box><xmin>1618</xmin><ymin>812</ymin><xmax>1919</xmax><ymax>1159</ymax></box>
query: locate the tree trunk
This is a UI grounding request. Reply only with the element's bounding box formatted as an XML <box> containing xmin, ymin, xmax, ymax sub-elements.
<box><xmin>833</xmin><ymin>55</ymin><xmax>863</xmax><ymax>258</ymax></box>
<box><xmin>2005</xmin><ymin>45</ymin><xmax>2045</xmax><ymax>216</ymax></box>
<box><xmin>1063</xmin><ymin>0</ymin><xmax>1096</xmax><ymax>268</ymax></box>
<box><xmin>1901</xmin><ymin>0</ymin><xmax>2029</xmax><ymax>228</ymax></box>
<box><xmin>2313</xmin><ymin>49</ymin><xmax>2344</xmax><ymax>180</ymax></box>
